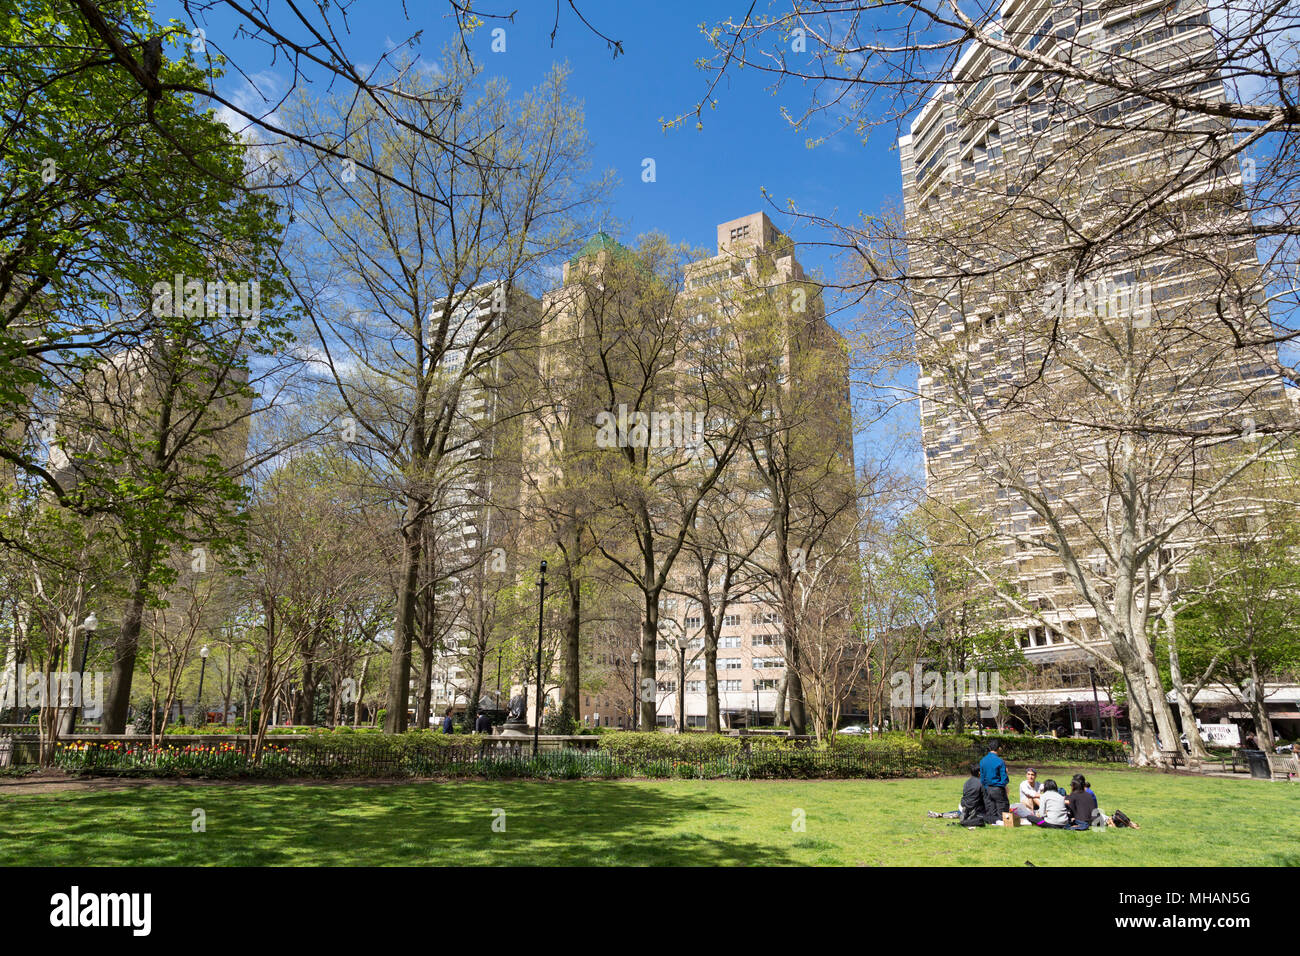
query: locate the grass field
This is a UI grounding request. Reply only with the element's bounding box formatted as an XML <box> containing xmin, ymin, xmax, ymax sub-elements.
<box><xmin>1</xmin><ymin>768</ymin><xmax>1296</xmax><ymax>866</ymax></box>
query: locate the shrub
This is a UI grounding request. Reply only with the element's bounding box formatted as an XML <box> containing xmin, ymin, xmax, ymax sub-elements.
<box><xmin>953</xmin><ymin>733</ymin><xmax>1126</xmax><ymax>763</ymax></box>
<box><xmin>46</xmin><ymin>728</ymin><xmax>1122</xmax><ymax>781</ymax></box>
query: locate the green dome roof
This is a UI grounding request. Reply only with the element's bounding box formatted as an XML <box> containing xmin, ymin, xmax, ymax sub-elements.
<box><xmin>568</xmin><ymin>231</ymin><xmax>627</xmax><ymax>266</ymax></box>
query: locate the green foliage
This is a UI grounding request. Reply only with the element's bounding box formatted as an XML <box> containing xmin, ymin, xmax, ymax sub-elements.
<box><xmin>945</xmin><ymin>732</ymin><xmax>1126</xmax><ymax>762</ymax></box>
<box><xmin>541</xmin><ymin>700</ymin><xmax>579</xmax><ymax>735</ymax></box>
<box><xmin>1</xmin><ymin>3</ymin><xmax>291</xmax><ymax>506</ymax></box>
<box><xmin>1173</xmin><ymin>511</ymin><xmax>1300</xmax><ymax>694</ymax></box>
<box><xmin>44</xmin><ymin>729</ymin><xmax>1123</xmax><ymax>781</ymax></box>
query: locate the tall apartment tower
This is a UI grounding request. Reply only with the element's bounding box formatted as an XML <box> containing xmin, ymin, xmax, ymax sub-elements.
<box><xmin>529</xmin><ymin>215</ymin><xmax>857</xmax><ymax>730</ymax></box>
<box><xmin>423</xmin><ymin>281</ymin><xmax>540</xmax><ymax>722</ymax></box>
<box><xmin>660</xmin><ymin>213</ymin><xmax>857</xmax><ymax>728</ymax></box>
<box><xmin>898</xmin><ymin>0</ymin><xmax>1294</xmax><ymax>700</ymax></box>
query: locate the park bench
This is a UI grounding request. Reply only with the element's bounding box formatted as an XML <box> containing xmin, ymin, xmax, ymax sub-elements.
<box><xmin>1266</xmin><ymin>753</ymin><xmax>1299</xmax><ymax>782</ymax></box>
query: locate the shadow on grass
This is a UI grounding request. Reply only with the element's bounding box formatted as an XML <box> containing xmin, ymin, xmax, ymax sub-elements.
<box><xmin>0</xmin><ymin>780</ymin><xmax>799</xmax><ymax>867</ymax></box>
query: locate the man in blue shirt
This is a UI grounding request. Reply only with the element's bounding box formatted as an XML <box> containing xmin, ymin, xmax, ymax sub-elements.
<box><xmin>979</xmin><ymin>741</ymin><xmax>1010</xmax><ymax>824</ymax></box>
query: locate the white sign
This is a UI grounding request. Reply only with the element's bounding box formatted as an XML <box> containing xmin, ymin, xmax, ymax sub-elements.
<box><xmin>1199</xmin><ymin>723</ymin><xmax>1241</xmax><ymax>747</ymax></box>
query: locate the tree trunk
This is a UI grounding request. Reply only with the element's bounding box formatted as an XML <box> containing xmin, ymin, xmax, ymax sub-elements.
<box><xmin>778</xmin><ymin>571</ymin><xmax>806</xmax><ymax>734</ymax></box>
<box><xmin>58</xmin><ymin>620</ymin><xmax>85</xmax><ymax>737</ymax></box>
<box><xmin>1121</xmin><ymin>661</ymin><xmax>1160</xmax><ymax>765</ymax></box>
<box><xmin>1164</xmin><ymin>604</ymin><xmax>1211</xmax><ymax>762</ymax></box>
<box><xmin>296</xmin><ymin>661</ymin><xmax>317</xmax><ymax>725</ymax></box>
<box><xmin>415</xmin><ymin>641</ymin><xmax>434</xmax><ymax>730</ymax></box>
<box><xmin>102</xmin><ymin>568</ymin><xmax>152</xmax><ymax>734</ymax></box>
<box><xmin>1248</xmin><ymin>660</ymin><xmax>1276</xmax><ymax>749</ymax></box>
<box><xmin>468</xmin><ymin>638</ymin><xmax>486</xmax><ymax>726</ymax></box>
<box><xmin>384</xmin><ymin>501</ymin><xmax>424</xmax><ymax>733</ymax></box>
<box><xmin>786</xmin><ymin>660</ymin><xmax>806</xmax><ymax>734</ymax></box>
<box><xmin>638</xmin><ymin>611</ymin><xmax>657</xmax><ymax>732</ymax></box>
<box><xmin>355</xmin><ymin>654</ymin><xmax>370</xmax><ymax>729</ymax></box>
<box><xmin>704</xmin><ymin>628</ymin><xmax>720</xmax><ymax>734</ymax></box>
<box><xmin>562</xmin><ymin>572</ymin><xmax>581</xmax><ymax>724</ymax></box>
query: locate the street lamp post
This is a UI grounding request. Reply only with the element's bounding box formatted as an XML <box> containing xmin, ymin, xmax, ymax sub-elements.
<box><xmin>196</xmin><ymin>645</ymin><xmax>210</xmax><ymax>727</ymax></box>
<box><xmin>496</xmin><ymin>645</ymin><xmax>503</xmax><ymax>697</ymax></box>
<box><xmin>534</xmin><ymin>560</ymin><xmax>546</xmax><ymax>758</ymax></box>
<box><xmin>630</xmin><ymin>651</ymin><xmax>639</xmax><ymax>731</ymax></box>
<box><xmin>62</xmin><ymin>613</ymin><xmax>97</xmax><ymax>734</ymax></box>
<box><xmin>677</xmin><ymin>642</ymin><xmax>686</xmax><ymax>733</ymax></box>
<box><xmin>1088</xmin><ymin>666</ymin><xmax>1105</xmax><ymax>739</ymax></box>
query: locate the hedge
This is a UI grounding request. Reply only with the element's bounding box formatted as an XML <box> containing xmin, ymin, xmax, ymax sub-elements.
<box><xmin>48</xmin><ymin>730</ymin><xmax>1125</xmax><ymax>780</ymax></box>
<box><xmin>938</xmin><ymin>733</ymin><xmax>1127</xmax><ymax>763</ymax></box>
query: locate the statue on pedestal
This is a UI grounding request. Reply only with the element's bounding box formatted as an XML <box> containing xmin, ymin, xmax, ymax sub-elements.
<box><xmin>501</xmin><ymin>692</ymin><xmax>529</xmax><ymax>736</ymax></box>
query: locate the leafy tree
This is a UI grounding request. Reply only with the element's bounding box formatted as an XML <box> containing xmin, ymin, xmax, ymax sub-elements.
<box><xmin>1176</xmin><ymin>479</ymin><xmax>1300</xmax><ymax>750</ymax></box>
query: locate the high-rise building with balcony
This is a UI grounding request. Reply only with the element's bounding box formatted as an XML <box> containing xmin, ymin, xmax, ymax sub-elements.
<box><xmin>898</xmin><ymin>0</ymin><xmax>1297</xmax><ymax>717</ymax></box>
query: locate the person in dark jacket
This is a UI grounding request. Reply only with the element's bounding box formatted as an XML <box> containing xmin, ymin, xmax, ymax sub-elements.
<box><xmin>979</xmin><ymin>741</ymin><xmax>1011</xmax><ymax>824</ymax></box>
<box><xmin>960</xmin><ymin>764</ymin><xmax>987</xmax><ymax>826</ymax></box>
<box><xmin>441</xmin><ymin>708</ymin><xmax>454</xmax><ymax>734</ymax></box>
<box><xmin>927</xmin><ymin>765</ymin><xmax>986</xmax><ymax>824</ymax></box>
<box><xmin>1066</xmin><ymin>774</ymin><xmax>1100</xmax><ymax>829</ymax></box>
<box><xmin>474</xmin><ymin>711</ymin><xmax>493</xmax><ymax>735</ymax></box>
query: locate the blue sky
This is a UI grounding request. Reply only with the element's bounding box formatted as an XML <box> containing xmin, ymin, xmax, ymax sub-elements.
<box><xmin>160</xmin><ymin>0</ymin><xmax>922</xmax><ymax>466</ymax></box>
<box><xmin>166</xmin><ymin>1</ymin><xmax>905</xmax><ymax>307</ymax></box>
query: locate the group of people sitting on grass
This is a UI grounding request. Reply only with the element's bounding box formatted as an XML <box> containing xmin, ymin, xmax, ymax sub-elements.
<box><xmin>928</xmin><ymin>741</ymin><xmax>1137</xmax><ymax>829</ymax></box>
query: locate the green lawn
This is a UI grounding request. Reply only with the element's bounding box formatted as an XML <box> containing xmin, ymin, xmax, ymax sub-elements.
<box><xmin>2</xmin><ymin>769</ymin><xmax>1296</xmax><ymax>866</ymax></box>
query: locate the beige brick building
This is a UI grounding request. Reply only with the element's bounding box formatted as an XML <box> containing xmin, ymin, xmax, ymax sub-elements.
<box><xmin>530</xmin><ymin>212</ymin><xmax>856</xmax><ymax>730</ymax></box>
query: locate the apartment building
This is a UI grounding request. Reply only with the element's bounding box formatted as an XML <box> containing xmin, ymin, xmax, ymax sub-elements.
<box><xmin>529</xmin><ymin>214</ymin><xmax>858</xmax><ymax>731</ymax></box>
<box><xmin>419</xmin><ymin>281</ymin><xmax>541</xmax><ymax>724</ymax></box>
<box><xmin>660</xmin><ymin>212</ymin><xmax>856</xmax><ymax>729</ymax></box>
<box><xmin>898</xmin><ymin>0</ymin><xmax>1296</xmax><ymax>719</ymax></box>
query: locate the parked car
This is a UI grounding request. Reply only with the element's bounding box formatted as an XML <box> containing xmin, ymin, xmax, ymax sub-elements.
<box><xmin>839</xmin><ymin>725</ymin><xmax>867</xmax><ymax>735</ymax></box>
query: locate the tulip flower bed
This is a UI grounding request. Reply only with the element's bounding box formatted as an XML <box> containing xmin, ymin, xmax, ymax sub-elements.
<box><xmin>53</xmin><ymin>740</ymin><xmax>296</xmax><ymax>779</ymax></box>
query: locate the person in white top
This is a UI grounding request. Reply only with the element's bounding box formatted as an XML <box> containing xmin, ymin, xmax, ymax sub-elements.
<box><xmin>1012</xmin><ymin>767</ymin><xmax>1044</xmax><ymax>820</ymax></box>
<box><xmin>1019</xmin><ymin>768</ymin><xmax>1043</xmax><ymax>808</ymax></box>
